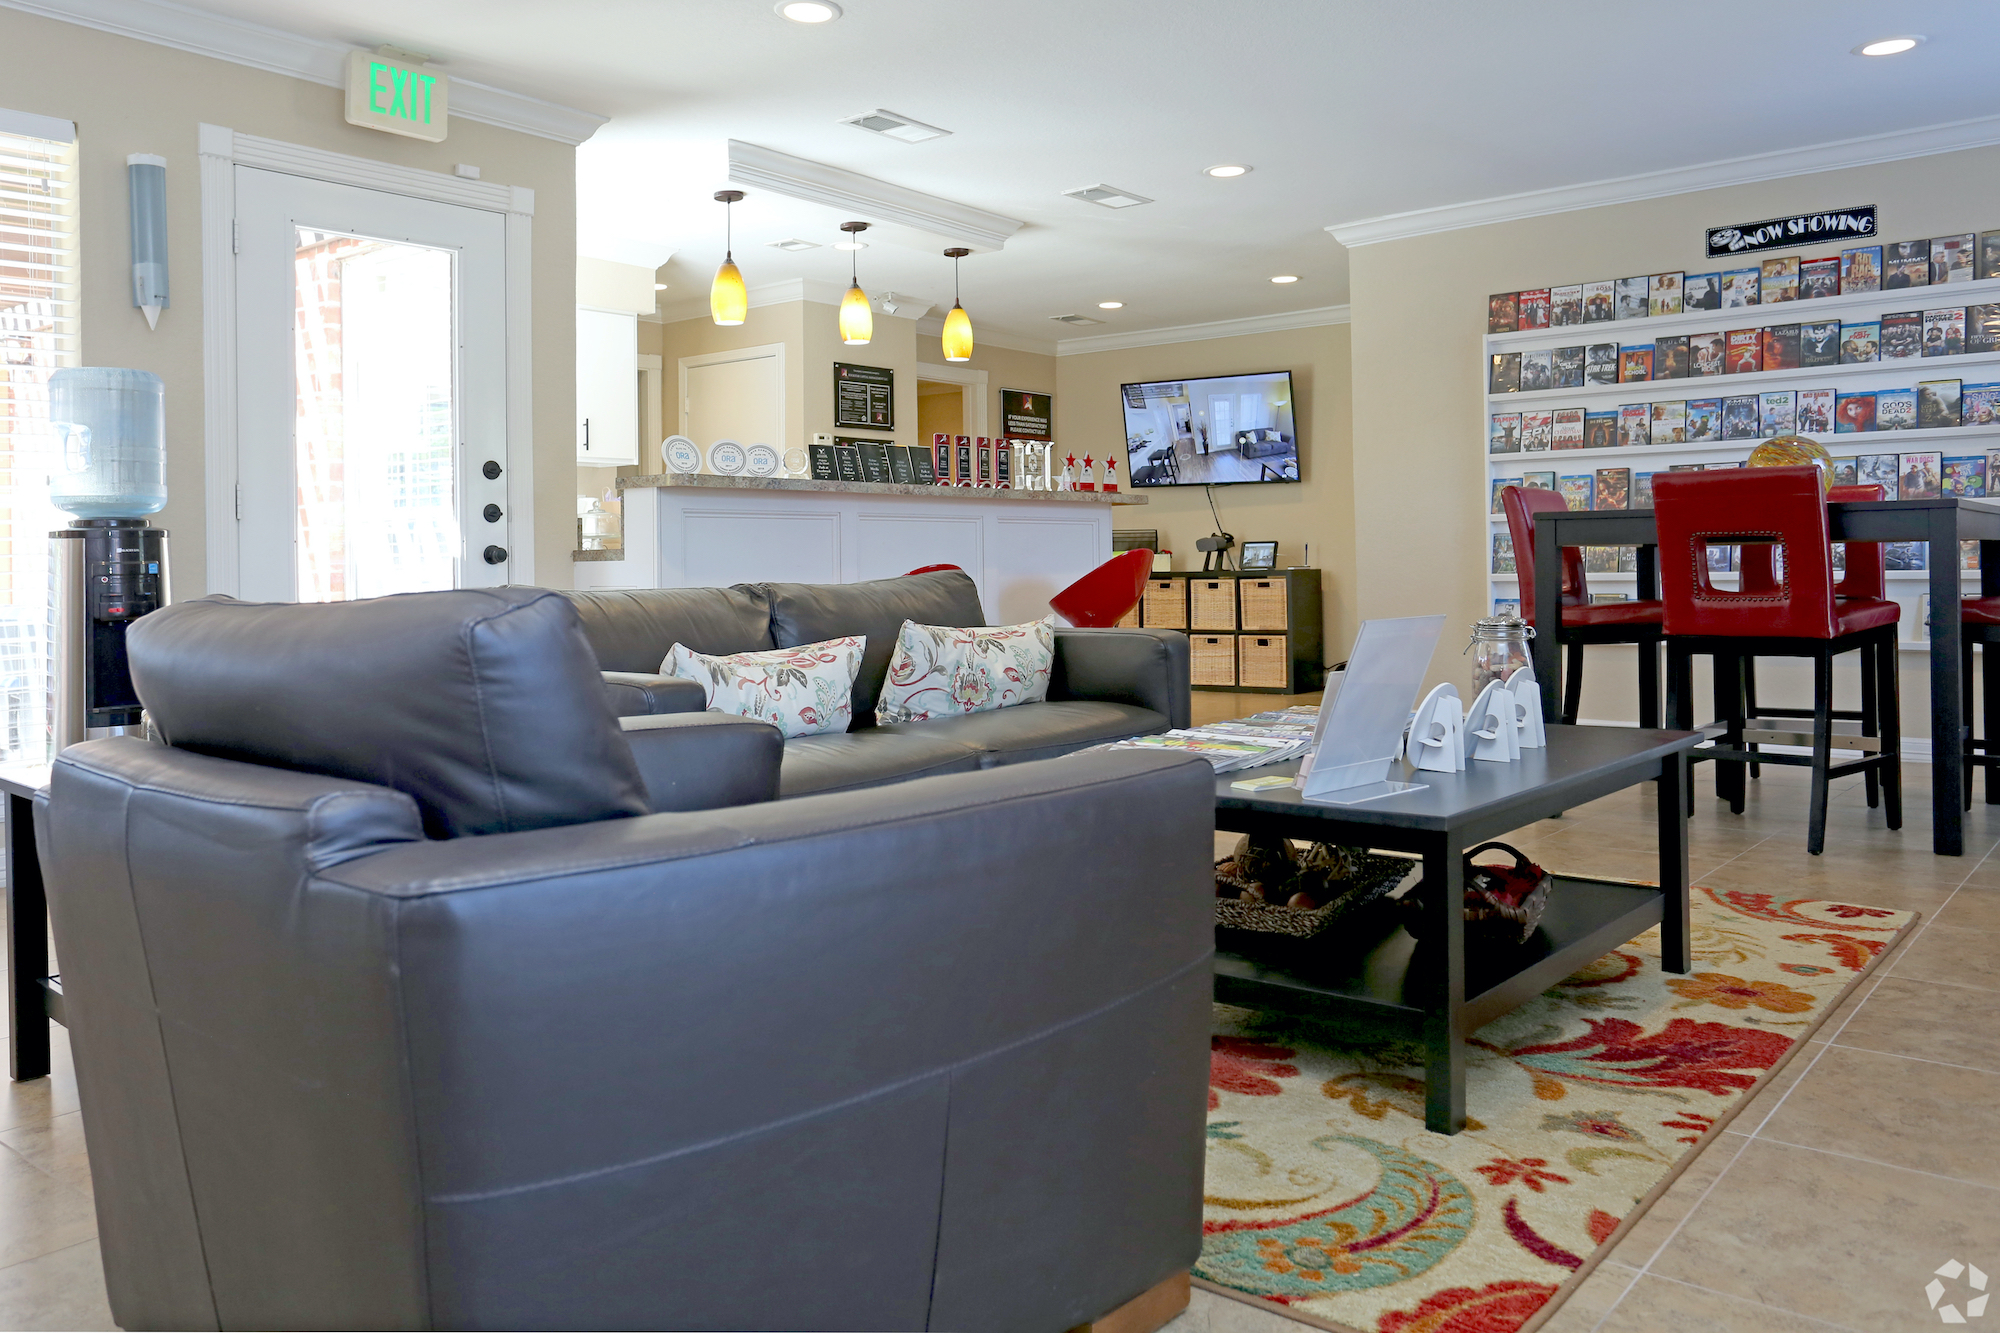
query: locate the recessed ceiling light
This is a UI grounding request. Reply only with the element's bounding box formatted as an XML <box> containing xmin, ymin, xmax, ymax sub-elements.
<box><xmin>842</xmin><ymin>109</ymin><xmax>951</xmax><ymax>143</ymax></box>
<box><xmin>1063</xmin><ymin>184</ymin><xmax>1154</xmax><ymax>209</ymax></box>
<box><xmin>767</xmin><ymin>238</ymin><xmax>820</xmax><ymax>251</ymax></box>
<box><xmin>1855</xmin><ymin>35</ymin><xmax>1923</xmax><ymax>55</ymax></box>
<box><xmin>776</xmin><ymin>1</ymin><xmax>841</xmax><ymax>22</ymax></box>
<box><xmin>653</xmin><ymin>282</ymin><xmax>668</xmax><ymax>290</ymax></box>
<box><xmin>1271</xmin><ymin>275</ymin><xmax>1299</xmax><ymax>284</ymax></box>
<box><xmin>833</xmin><ymin>239</ymin><xmax>869</xmax><ymax>251</ymax></box>
<box><xmin>1204</xmin><ymin>164</ymin><xmax>1251</xmax><ymax>178</ymax></box>
<box><xmin>1097</xmin><ymin>301</ymin><xmax>1124</xmax><ymax>309</ymax></box>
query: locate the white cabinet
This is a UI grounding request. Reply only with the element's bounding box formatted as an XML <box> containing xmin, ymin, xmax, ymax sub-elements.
<box><xmin>576</xmin><ymin>307</ymin><xmax>639</xmax><ymax>465</ymax></box>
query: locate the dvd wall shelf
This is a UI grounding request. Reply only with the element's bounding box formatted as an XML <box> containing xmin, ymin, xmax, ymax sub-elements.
<box><xmin>1484</xmin><ymin>271</ymin><xmax>2000</xmax><ymax>652</ymax></box>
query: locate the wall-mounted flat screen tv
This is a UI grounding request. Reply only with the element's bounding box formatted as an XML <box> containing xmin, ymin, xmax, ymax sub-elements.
<box><xmin>1122</xmin><ymin>370</ymin><xmax>1298</xmax><ymax>486</ymax></box>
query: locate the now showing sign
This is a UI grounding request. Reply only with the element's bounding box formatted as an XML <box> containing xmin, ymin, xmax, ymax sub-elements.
<box><xmin>1705</xmin><ymin>206</ymin><xmax>1876</xmax><ymax>258</ymax></box>
<box><xmin>344</xmin><ymin>51</ymin><xmax>448</xmax><ymax>142</ymax></box>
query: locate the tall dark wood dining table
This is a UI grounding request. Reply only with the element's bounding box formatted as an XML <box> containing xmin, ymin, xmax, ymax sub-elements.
<box><xmin>1532</xmin><ymin>496</ymin><xmax>2000</xmax><ymax>856</ymax></box>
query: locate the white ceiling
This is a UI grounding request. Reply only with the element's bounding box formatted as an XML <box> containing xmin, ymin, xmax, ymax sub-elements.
<box><xmin>124</xmin><ymin>0</ymin><xmax>2000</xmax><ymax>349</ymax></box>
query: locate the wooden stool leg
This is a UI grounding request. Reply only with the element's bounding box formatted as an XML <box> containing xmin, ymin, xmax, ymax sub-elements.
<box><xmin>1562</xmin><ymin>640</ymin><xmax>1584</xmax><ymax>726</ymax></box>
<box><xmin>1861</xmin><ymin>644</ymin><xmax>1880</xmax><ymax>809</ymax></box>
<box><xmin>1880</xmin><ymin>633</ymin><xmax>1903</xmax><ymax>830</ymax></box>
<box><xmin>1808</xmin><ymin>650</ymin><xmax>1835</xmax><ymax>855</ymax></box>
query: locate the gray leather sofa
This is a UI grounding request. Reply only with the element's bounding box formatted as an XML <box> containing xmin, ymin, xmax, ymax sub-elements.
<box><xmin>560</xmin><ymin>569</ymin><xmax>1190</xmax><ymax>798</ymax></box>
<box><xmin>37</xmin><ymin>587</ymin><xmax>1215</xmax><ymax>1332</ymax></box>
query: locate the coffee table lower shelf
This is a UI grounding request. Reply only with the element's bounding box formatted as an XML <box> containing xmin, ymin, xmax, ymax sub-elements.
<box><xmin>1215</xmin><ymin>876</ymin><xmax>1663</xmax><ymax>1091</ymax></box>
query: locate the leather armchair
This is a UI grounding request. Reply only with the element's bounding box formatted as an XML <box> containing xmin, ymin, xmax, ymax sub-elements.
<box><xmin>38</xmin><ymin>587</ymin><xmax>1215</xmax><ymax>1332</ymax></box>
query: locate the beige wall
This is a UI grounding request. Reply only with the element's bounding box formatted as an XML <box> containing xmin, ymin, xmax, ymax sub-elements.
<box><xmin>1348</xmin><ymin>144</ymin><xmax>2000</xmax><ymax>722</ymax></box>
<box><xmin>0</xmin><ymin>7</ymin><xmax>578</xmax><ymax>593</ymax></box>
<box><xmin>1055</xmin><ymin>322</ymin><xmax>1356</xmax><ymax>654</ymax></box>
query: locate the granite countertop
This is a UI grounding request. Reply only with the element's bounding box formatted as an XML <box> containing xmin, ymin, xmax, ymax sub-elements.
<box><xmin>572</xmin><ymin>549</ymin><xmax>624</xmax><ymax>562</ymax></box>
<box><xmin>615</xmin><ymin>472</ymin><xmax>1149</xmax><ymax>506</ymax></box>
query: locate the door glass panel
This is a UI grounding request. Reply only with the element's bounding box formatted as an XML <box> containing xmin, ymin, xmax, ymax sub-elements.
<box><xmin>293</xmin><ymin>229</ymin><xmax>456</xmax><ymax>602</ymax></box>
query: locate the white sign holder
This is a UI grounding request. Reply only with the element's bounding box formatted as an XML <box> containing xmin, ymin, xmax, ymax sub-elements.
<box><xmin>1297</xmin><ymin>614</ymin><xmax>1446</xmax><ymax>803</ymax></box>
<box><xmin>1407</xmin><ymin>681</ymin><xmax>1465</xmax><ymax>772</ymax></box>
<box><xmin>1506</xmin><ymin>663</ymin><xmax>1546</xmax><ymax>748</ymax></box>
<box><xmin>1467</xmin><ymin>680</ymin><xmax>1519</xmax><ymax>763</ymax></box>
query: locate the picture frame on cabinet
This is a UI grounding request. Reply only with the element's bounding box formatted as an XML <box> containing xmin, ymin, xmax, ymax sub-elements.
<box><xmin>1521</xmin><ymin>410</ymin><xmax>1554</xmax><ymax>452</ymax></box>
<box><xmin>1490</xmin><ymin>413</ymin><xmax>1523</xmax><ymax>454</ymax></box>
<box><xmin>1876</xmin><ymin>388</ymin><xmax>1917</xmax><ymax>431</ymax></box>
<box><xmin>1521</xmin><ymin>349</ymin><xmax>1554</xmax><ymax>390</ymax></box>
<box><xmin>1723</xmin><ymin>267</ymin><xmax>1760</xmax><ymax>307</ymax></box>
<box><xmin>1923</xmin><ymin>307</ymin><xmax>1966</xmax><ymax>357</ymax></box>
<box><xmin>1552</xmin><ymin>407</ymin><xmax>1585</xmax><ymax>449</ymax></box>
<box><xmin>1585</xmin><ymin>343</ymin><xmax>1619</xmax><ymax>384</ymax></box>
<box><xmin>1686</xmin><ymin>399</ymin><xmax>1721</xmax><ymax>442</ymax></box>
<box><xmin>1552</xmin><ymin>284</ymin><xmax>1585</xmax><ymax>326</ymax></box>
<box><xmin>1618</xmin><ymin>404</ymin><xmax>1651</xmax><ymax>448</ymax></box>
<box><xmin>1839</xmin><ymin>320</ymin><xmax>1881</xmax><ymax>363</ymax></box>
<box><xmin>1917</xmin><ymin>380</ymin><xmax>1963</xmax><ymax>430</ymax></box>
<box><xmin>1649</xmin><ymin>272</ymin><xmax>1683</xmax><ymax>317</ymax></box>
<box><xmin>1553</xmin><ymin>345</ymin><xmax>1586</xmax><ymax>387</ymax></box>
<box><xmin>1582</xmin><ymin>412</ymin><xmax>1618</xmax><ymax>450</ymax></box>
<box><xmin>1899</xmin><ymin>452</ymin><xmax>1944</xmax><ymax>500</ymax></box>
<box><xmin>1488</xmin><ymin>293</ymin><xmax>1520</xmax><ymax>333</ymax></box>
<box><xmin>1559</xmin><ymin>474</ymin><xmax>1595</xmax><ymax>510</ymax></box>
<box><xmin>1490</xmin><ymin>352</ymin><xmax>1522</xmax><ymax>393</ymax></box>
<box><xmin>1943</xmin><ymin>455</ymin><xmax>1986</xmax><ymax>498</ymax></box>
<box><xmin>1880</xmin><ymin>311</ymin><xmax>1923</xmax><ymax>360</ymax></box>
<box><xmin>1583</xmin><ymin>280</ymin><xmax>1615</xmax><ymax>323</ymax></box>
<box><xmin>1684</xmin><ymin>272</ymin><xmax>1722</xmax><ymax>310</ymax></box>
<box><xmin>1619</xmin><ymin>346</ymin><xmax>1653</xmax><ymax>382</ymax></box>
<box><xmin>1760</xmin><ymin>390</ymin><xmax>1797</xmax><ymax>437</ymax></box>
<box><xmin>1836</xmin><ymin>392</ymin><xmax>1878</xmax><ymax>433</ymax></box>
<box><xmin>1726</xmin><ymin>329</ymin><xmax>1762</xmax><ymax>374</ymax></box>
<box><xmin>1800</xmin><ymin>257</ymin><xmax>1840</xmax><ymax>300</ymax></box>
<box><xmin>1691</xmin><ymin>332</ymin><xmax>1726</xmax><ymax>376</ymax></box>
<box><xmin>1841</xmin><ymin>245</ymin><xmax>1883</xmax><ymax>293</ymax></box>
<box><xmin>1980</xmin><ymin>233</ymin><xmax>2000</xmax><ymax>281</ymax></box>
<box><xmin>1720</xmin><ymin>395</ymin><xmax>1761</xmax><ymax>440</ymax></box>
<box><xmin>1932</xmin><ymin>234</ymin><xmax>1975</xmax><ymax>284</ymax></box>
<box><xmin>1798</xmin><ymin>387</ymin><xmax>1836</xmax><ymax>434</ymax></box>
<box><xmin>1595</xmin><ymin>467</ymin><xmax>1631</xmax><ymax>509</ymax></box>
<box><xmin>1654</xmin><ymin>335</ymin><xmax>1690</xmax><ymax>379</ymax></box>
<box><xmin>1615</xmin><ymin>276</ymin><xmax>1650</xmax><ymax>320</ymax></box>
<box><xmin>1885</xmin><ymin>241</ymin><xmax>1932</xmax><ymax>289</ymax></box>
<box><xmin>1759</xmin><ymin>255</ymin><xmax>1800</xmax><ymax>302</ymax></box>
<box><xmin>1800</xmin><ymin>321</ymin><xmax>1841</xmax><ymax>367</ymax></box>
<box><xmin>1650</xmin><ymin>399</ymin><xmax>1687</xmax><ymax>443</ymax></box>
<box><xmin>1963</xmin><ymin>384</ymin><xmax>2000</xmax><ymax>427</ymax></box>
<box><xmin>1761</xmin><ymin>323</ymin><xmax>1801</xmax><ymax>371</ymax></box>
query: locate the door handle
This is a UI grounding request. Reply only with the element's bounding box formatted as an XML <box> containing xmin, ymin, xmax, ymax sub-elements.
<box><xmin>483</xmin><ymin>503</ymin><xmax>502</xmax><ymax>523</ymax></box>
<box><xmin>582</xmin><ymin>417</ymin><xmax>590</xmax><ymax>451</ymax></box>
<box><xmin>483</xmin><ymin>545</ymin><xmax>508</xmax><ymax>565</ymax></box>
<box><xmin>482</xmin><ymin>460</ymin><xmax>503</xmax><ymax>479</ymax></box>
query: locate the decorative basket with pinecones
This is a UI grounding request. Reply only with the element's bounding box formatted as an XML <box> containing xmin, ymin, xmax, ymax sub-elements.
<box><xmin>1214</xmin><ymin>835</ymin><xmax>1417</xmax><ymax>940</ymax></box>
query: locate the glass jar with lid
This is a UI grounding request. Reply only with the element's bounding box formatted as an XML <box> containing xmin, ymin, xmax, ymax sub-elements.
<box><xmin>1465</xmin><ymin>614</ymin><xmax>1534</xmax><ymax>692</ymax></box>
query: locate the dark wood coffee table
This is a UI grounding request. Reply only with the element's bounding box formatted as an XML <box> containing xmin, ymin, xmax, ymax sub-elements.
<box><xmin>1212</xmin><ymin>724</ymin><xmax>1699</xmax><ymax>1134</ymax></box>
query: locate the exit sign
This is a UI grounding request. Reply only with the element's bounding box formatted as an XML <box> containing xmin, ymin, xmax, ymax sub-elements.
<box><xmin>344</xmin><ymin>51</ymin><xmax>448</xmax><ymax>142</ymax></box>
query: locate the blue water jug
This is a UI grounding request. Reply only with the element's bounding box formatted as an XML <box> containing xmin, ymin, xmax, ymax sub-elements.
<box><xmin>47</xmin><ymin>367</ymin><xmax>167</xmax><ymax>519</ymax></box>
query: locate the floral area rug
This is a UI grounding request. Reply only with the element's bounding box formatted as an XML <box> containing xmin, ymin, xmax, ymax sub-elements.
<box><xmin>1198</xmin><ymin>885</ymin><xmax>1914</xmax><ymax>1333</ymax></box>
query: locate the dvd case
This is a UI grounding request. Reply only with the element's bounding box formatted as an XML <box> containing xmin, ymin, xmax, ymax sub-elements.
<box><xmin>1489</xmin><ymin>353</ymin><xmax>1521</xmax><ymax>394</ymax></box>
<box><xmin>1490</xmin><ymin>414</ymin><xmax>1522</xmax><ymax>453</ymax></box>
<box><xmin>1726</xmin><ymin>329</ymin><xmax>1762</xmax><ymax>374</ymax></box>
<box><xmin>1520</xmin><ymin>410</ymin><xmax>1553</xmax><ymax>452</ymax></box>
<box><xmin>1880</xmin><ymin>311</ymin><xmax>1923</xmax><ymax>359</ymax></box>
<box><xmin>1835</xmin><ymin>392</ymin><xmax>1878</xmax><ymax>433</ymax></box>
<box><xmin>1982</xmin><ymin>233</ymin><xmax>2000</xmax><ymax>282</ymax></box>
<box><xmin>1963</xmin><ymin>383</ymin><xmax>2000</xmax><ymax>427</ymax></box>
<box><xmin>1654</xmin><ymin>335</ymin><xmax>1689</xmax><ymax>379</ymax></box>
<box><xmin>1841</xmin><ymin>245</ymin><xmax>1883</xmax><ymax>293</ymax></box>
<box><xmin>1923</xmin><ymin>307</ymin><xmax>1967</xmax><ymax>357</ymax></box>
<box><xmin>1839</xmin><ymin>320</ymin><xmax>1881</xmax><ymax>363</ymax></box>
<box><xmin>1649</xmin><ymin>272</ymin><xmax>1683</xmax><ymax>317</ymax></box>
<box><xmin>1618</xmin><ymin>346</ymin><xmax>1653</xmax><ymax>382</ymax></box>
<box><xmin>1900</xmin><ymin>452</ymin><xmax>1944</xmax><ymax>499</ymax></box>
<box><xmin>1759</xmin><ymin>255</ymin><xmax>1799</xmax><ymax>302</ymax></box>
<box><xmin>1618</xmin><ymin>404</ymin><xmax>1651</xmax><ymax>448</ymax></box>
<box><xmin>1797</xmin><ymin>387</ymin><xmax>1836</xmax><ymax>434</ymax></box>
<box><xmin>1720</xmin><ymin>395</ymin><xmax>1761</xmax><ymax>440</ymax></box>
<box><xmin>1761</xmin><ymin>323</ymin><xmax>1801</xmax><ymax>371</ymax></box>
<box><xmin>1521</xmin><ymin>349</ymin><xmax>1554</xmax><ymax>390</ymax></box>
<box><xmin>1722</xmin><ymin>268</ymin><xmax>1761</xmax><ymax>307</ymax></box>
<box><xmin>1595</xmin><ymin>467</ymin><xmax>1632</xmax><ymax>509</ymax></box>
<box><xmin>1582</xmin><ymin>412</ymin><xmax>1618</xmax><ymax>450</ymax></box>
<box><xmin>1583</xmin><ymin>280</ymin><xmax>1615</xmax><ymax>323</ymax></box>
<box><xmin>1832</xmin><ymin>457</ymin><xmax>1858</xmax><ymax>487</ymax></box>
<box><xmin>1552</xmin><ymin>284</ymin><xmax>1585</xmax><ymax>326</ymax></box>
<box><xmin>1932</xmin><ymin>233</ymin><xmax>1975</xmax><ymax>284</ymax></box>
<box><xmin>1633</xmin><ymin>472</ymin><xmax>1656</xmax><ymax>508</ymax></box>
<box><xmin>1493</xmin><ymin>533</ymin><xmax>1515</xmax><ymax>573</ymax></box>
<box><xmin>1800</xmin><ymin>320</ymin><xmax>1841</xmax><ymax>367</ymax></box>
<box><xmin>1684</xmin><ymin>272</ymin><xmax>1721</xmax><ymax>310</ymax></box>
<box><xmin>1553</xmin><ymin>345</ymin><xmax>1586</xmax><ymax>387</ymax></box>
<box><xmin>1690</xmin><ymin>332</ymin><xmax>1726</xmax><ymax>376</ymax></box>
<box><xmin>1615</xmin><ymin>276</ymin><xmax>1650</xmax><ymax>320</ymax></box>
<box><xmin>1799</xmin><ymin>256</ymin><xmax>1840</xmax><ymax>299</ymax></box>
<box><xmin>1523</xmin><ymin>471</ymin><xmax>1557</xmax><ymax>493</ymax></box>
<box><xmin>1650</xmin><ymin>399</ymin><xmax>1687</xmax><ymax>444</ymax></box>
<box><xmin>1552</xmin><ymin>407</ymin><xmax>1585</xmax><ymax>449</ymax></box>
<box><xmin>1885</xmin><ymin>240</ymin><xmax>1931</xmax><ymax>289</ymax></box>
<box><xmin>1760</xmin><ymin>390</ymin><xmax>1797</xmax><ymax>437</ymax></box>
<box><xmin>1488</xmin><ymin>292</ymin><xmax>1520</xmax><ymax>333</ymax></box>
<box><xmin>1585</xmin><ymin>343</ymin><xmax>1619</xmax><ymax>385</ymax></box>
<box><xmin>1856</xmin><ymin>453</ymin><xmax>1898</xmax><ymax>496</ymax></box>
<box><xmin>1944</xmin><ymin>455</ymin><xmax>1987</xmax><ymax>498</ymax></box>
<box><xmin>1918</xmin><ymin>379</ymin><xmax>1963</xmax><ymax>429</ymax></box>
<box><xmin>1518</xmin><ymin>288</ymin><xmax>1552</xmax><ymax>329</ymax></box>
<box><xmin>1686</xmin><ymin>398</ymin><xmax>1720</xmax><ymax>442</ymax></box>
<box><xmin>1559</xmin><ymin>474</ymin><xmax>1595</xmax><ymax>510</ymax></box>
<box><xmin>1876</xmin><ymin>387</ymin><xmax>1917</xmax><ymax>431</ymax></box>
<box><xmin>1969</xmin><ymin>305</ymin><xmax>2000</xmax><ymax>355</ymax></box>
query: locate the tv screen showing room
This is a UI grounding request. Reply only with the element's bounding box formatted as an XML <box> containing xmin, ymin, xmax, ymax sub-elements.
<box><xmin>1122</xmin><ymin>370</ymin><xmax>1298</xmax><ymax>486</ymax></box>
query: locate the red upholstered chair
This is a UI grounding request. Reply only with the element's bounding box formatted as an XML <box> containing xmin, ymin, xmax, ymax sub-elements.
<box><xmin>1958</xmin><ymin>584</ymin><xmax>2000</xmax><ymax>806</ymax></box>
<box><xmin>1655</xmin><ymin>466</ymin><xmax>1902</xmax><ymax>854</ymax></box>
<box><xmin>1735</xmin><ymin>484</ymin><xmax>1891</xmax><ymax>806</ymax></box>
<box><xmin>1049</xmin><ymin>549</ymin><xmax>1153</xmax><ymax>627</ymax></box>
<box><xmin>904</xmin><ymin>563</ymin><xmax>964</xmax><ymax>576</ymax></box>
<box><xmin>1501</xmin><ymin>485</ymin><xmax>1664</xmax><ymax>726</ymax></box>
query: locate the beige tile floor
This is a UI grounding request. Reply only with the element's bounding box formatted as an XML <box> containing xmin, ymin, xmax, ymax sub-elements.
<box><xmin>1168</xmin><ymin>691</ymin><xmax>2000</xmax><ymax>1333</ymax></box>
<box><xmin>6</xmin><ymin>696</ymin><xmax>1998</xmax><ymax>1331</ymax></box>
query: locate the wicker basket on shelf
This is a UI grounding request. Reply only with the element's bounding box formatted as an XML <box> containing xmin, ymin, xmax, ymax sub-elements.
<box><xmin>1214</xmin><ymin>842</ymin><xmax>1416</xmax><ymax>940</ymax></box>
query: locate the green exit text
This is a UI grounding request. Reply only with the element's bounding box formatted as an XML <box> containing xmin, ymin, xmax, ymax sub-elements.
<box><xmin>370</xmin><ymin>62</ymin><xmax>438</xmax><ymax>126</ymax></box>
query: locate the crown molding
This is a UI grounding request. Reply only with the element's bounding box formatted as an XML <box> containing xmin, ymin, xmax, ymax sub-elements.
<box><xmin>914</xmin><ymin>316</ymin><xmax>1053</xmax><ymax>355</ymax></box>
<box><xmin>727</xmin><ymin>140</ymin><xmax>1024</xmax><ymax>251</ymax></box>
<box><xmin>1327</xmin><ymin>112</ymin><xmax>2000</xmax><ymax>247</ymax></box>
<box><xmin>1</xmin><ymin>0</ymin><xmax>607</xmax><ymax>145</ymax></box>
<box><xmin>1053</xmin><ymin>303</ymin><xmax>1350</xmax><ymax>357</ymax></box>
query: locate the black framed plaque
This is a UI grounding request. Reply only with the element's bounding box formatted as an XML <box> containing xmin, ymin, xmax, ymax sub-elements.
<box><xmin>1002</xmin><ymin>388</ymin><xmax>1053</xmax><ymax>439</ymax></box>
<box><xmin>834</xmin><ymin>362</ymin><xmax>895</xmax><ymax>430</ymax></box>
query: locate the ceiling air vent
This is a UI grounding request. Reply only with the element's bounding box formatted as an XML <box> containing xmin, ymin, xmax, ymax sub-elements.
<box><xmin>1062</xmin><ymin>184</ymin><xmax>1153</xmax><ymax>209</ymax></box>
<box><xmin>1050</xmin><ymin>314</ymin><xmax>1103</xmax><ymax>326</ymax></box>
<box><xmin>841</xmin><ymin>109</ymin><xmax>951</xmax><ymax>143</ymax></box>
<box><xmin>767</xmin><ymin>238</ymin><xmax>820</xmax><ymax>251</ymax></box>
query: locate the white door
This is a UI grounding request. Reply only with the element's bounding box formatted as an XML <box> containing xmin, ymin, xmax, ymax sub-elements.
<box><xmin>233</xmin><ymin>166</ymin><xmax>510</xmax><ymax>601</ymax></box>
<box><xmin>576</xmin><ymin>308</ymin><xmax>638</xmax><ymax>465</ymax></box>
<box><xmin>681</xmin><ymin>346</ymin><xmax>783</xmax><ymax>471</ymax></box>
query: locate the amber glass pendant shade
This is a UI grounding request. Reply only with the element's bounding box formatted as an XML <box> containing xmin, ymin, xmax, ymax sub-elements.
<box><xmin>710</xmin><ymin>256</ymin><xmax>746</xmax><ymax>325</ymax></box>
<box><xmin>941</xmin><ymin>301</ymin><xmax>973</xmax><ymax>362</ymax></box>
<box><xmin>839</xmin><ymin>281</ymin><xmax>873</xmax><ymax>345</ymax></box>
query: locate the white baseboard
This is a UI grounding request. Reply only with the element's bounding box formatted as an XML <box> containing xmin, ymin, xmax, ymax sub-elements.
<box><xmin>1576</xmin><ymin>717</ymin><xmax>1935</xmax><ymax>761</ymax></box>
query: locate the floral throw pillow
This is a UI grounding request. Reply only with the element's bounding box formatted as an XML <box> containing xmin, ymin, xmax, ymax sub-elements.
<box><xmin>876</xmin><ymin>617</ymin><xmax>1055</xmax><ymax>725</ymax></box>
<box><xmin>661</xmin><ymin>636</ymin><xmax>865</xmax><ymax>739</ymax></box>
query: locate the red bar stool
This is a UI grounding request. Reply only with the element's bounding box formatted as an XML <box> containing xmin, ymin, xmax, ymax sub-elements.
<box><xmin>1960</xmin><ymin>590</ymin><xmax>2000</xmax><ymax>805</ymax></box>
<box><xmin>1655</xmin><ymin>466</ymin><xmax>1902</xmax><ymax>854</ymax></box>
<box><xmin>1734</xmin><ymin>484</ymin><xmax>1891</xmax><ymax>808</ymax></box>
<box><xmin>1049</xmin><ymin>548</ymin><xmax>1153</xmax><ymax>627</ymax></box>
<box><xmin>1501</xmin><ymin>485</ymin><xmax>1664</xmax><ymax>725</ymax></box>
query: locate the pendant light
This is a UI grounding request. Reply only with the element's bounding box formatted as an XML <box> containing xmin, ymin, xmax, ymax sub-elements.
<box><xmin>940</xmin><ymin>246</ymin><xmax>974</xmax><ymax>362</ymax></box>
<box><xmin>838</xmin><ymin>221</ymin><xmax>872</xmax><ymax>345</ymax></box>
<box><xmin>710</xmin><ymin>189</ymin><xmax>747</xmax><ymax>326</ymax></box>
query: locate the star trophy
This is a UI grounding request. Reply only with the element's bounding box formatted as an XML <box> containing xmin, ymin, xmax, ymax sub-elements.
<box><xmin>1079</xmin><ymin>453</ymin><xmax>1097</xmax><ymax>491</ymax></box>
<box><xmin>1061</xmin><ymin>451</ymin><xmax>1079</xmax><ymax>490</ymax></box>
<box><xmin>1102</xmin><ymin>452</ymin><xmax>1119</xmax><ymax>492</ymax></box>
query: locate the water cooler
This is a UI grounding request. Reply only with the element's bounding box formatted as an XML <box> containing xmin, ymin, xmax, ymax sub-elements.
<box><xmin>47</xmin><ymin>368</ymin><xmax>170</xmax><ymax>753</ymax></box>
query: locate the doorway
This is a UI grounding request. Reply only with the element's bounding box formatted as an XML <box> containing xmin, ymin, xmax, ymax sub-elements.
<box><xmin>230</xmin><ymin>167</ymin><xmax>509</xmax><ymax>602</ymax></box>
<box><xmin>917</xmin><ymin>379</ymin><xmax>964</xmax><ymax>442</ymax></box>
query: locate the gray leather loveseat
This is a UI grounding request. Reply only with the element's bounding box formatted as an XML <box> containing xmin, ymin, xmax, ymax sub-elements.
<box><xmin>36</xmin><ymin>587</ymin><xmax>1216</xmax><ymax>1331</ymax></box>
<box><xmin>561</xmin><ymin>568</ymin><xmax>1190</xmax><ymax>798</ymax></box>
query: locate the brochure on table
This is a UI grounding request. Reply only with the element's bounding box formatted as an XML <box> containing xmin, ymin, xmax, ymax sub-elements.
<box><xmin>1299</xmin><ymin>614</ymin><xmax>1446</xmax><ymax>803</ymax></box>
